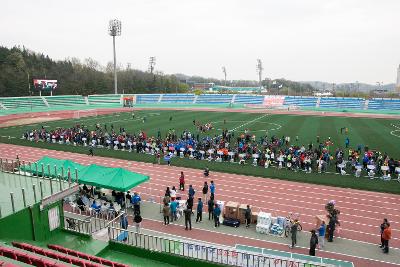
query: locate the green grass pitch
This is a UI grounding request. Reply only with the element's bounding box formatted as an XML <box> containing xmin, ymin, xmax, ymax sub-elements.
<box><xmin>1</xmin><ymin>110</ymin><xmax>400</xmax><ymax>194</ymax></box>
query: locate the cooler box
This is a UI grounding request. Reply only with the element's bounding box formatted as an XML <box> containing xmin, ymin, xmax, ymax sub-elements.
<box><xmin>256</xmin><ymin>223</ymin><xmax>271</xmax><ymax>234</ymax></box>
<box><xmin>257</xmin><ymin>212</ymin><xmax>272</xmax><ymax>225</ymax></box>
<box><xmin>224</xmin><ymin>201</ymin><xmax>239</xmax><ymax>219</ymax></box>
<box><xmin>276</xmin><ymin>216</ymin><xmax>286</xmax><ymax>228</ymax></box>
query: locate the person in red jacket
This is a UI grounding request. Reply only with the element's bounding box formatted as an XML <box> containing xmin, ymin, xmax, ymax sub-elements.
<box><xmin>382</xmin><ymin>222</ymin><xmax>392</xmax><ymax>254</ymax></box>
<box><xmin>179</xmin><ymin>171</ymin><xmax>185</xmax><ymax>191</ymax></box>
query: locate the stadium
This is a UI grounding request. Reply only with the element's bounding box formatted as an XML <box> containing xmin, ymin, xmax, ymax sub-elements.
<box><xmin>1</xmin><ymin>1</ymin><xmax>400</xmax><ymax>267</ymax></box>
<box><xmin>1</xmin><ymin>92</ymin><xmax>400</xmax><ymax>267</ymax></box>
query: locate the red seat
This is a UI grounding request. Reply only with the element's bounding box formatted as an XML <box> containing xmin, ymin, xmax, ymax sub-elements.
<box><xmin>16</xmin><ymin>253</ymin><xmax>32</xmax><ymax>264</ymax></box>
<box><xmin>76</xmin><ymin>252</ymin><xmax>90</xmax><ymax>260</ymax></box>
<box><xmin>1</xmin><ymin>249</ymin><xmax>17</xmax><ymax>260</ymax></box>
<box><xmin>101</xmin><ymin>259</ymin><xmax>114</xmax><ymax>266</ymax></box>
<box><xmin>56</xmin><ymin>254</ymin><xmax>72</xmax><ymax>264</ymax></box>
<box><xmin>70</xmin><ymin>257</ymin><xmax>86</xmax><ymax>267</ymax></box>
<box><xmin>43</xmin><ymin>250</ymin><xmax>60</xmax><ymax>260</ymax></box>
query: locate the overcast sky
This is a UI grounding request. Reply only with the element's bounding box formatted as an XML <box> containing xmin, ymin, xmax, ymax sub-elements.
<box><xmin>1</xmin><ymin>0</ymin><xmax>399</xmax><ymax>84</ymax></box>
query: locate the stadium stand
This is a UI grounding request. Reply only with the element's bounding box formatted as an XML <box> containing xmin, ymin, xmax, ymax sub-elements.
<box><xmin>283</xmin><ymin>96</ymin><xmax>318</xmax><ymax>107</ymax></box>
<box><xmin>319</xmin><ymin>97</ymin><xmax>365</xmax><ymax>109</ymax></box>
<box><xmin>45</xmin><ymin>95</ymin><xmax>86</xmax><ymax>107</ymax></box>
<box><xmin>160</xmin><ymin>93</ymin><xmax>195</xmax><ymax>103</ymax></box>
<box><xmin>88</xmin><ymin>94</ymin><xmax>122</xmax><ymax>106</ymax></box>
<box><xmin>10</xmin><ymin>242</ymin><xmax>128</xmax><ymax>267</ymax></box>
<box><xmin>135</xmin><ymin>94</ymin><xmax>162</xmax><ymax>103</ymax></box>
<box><xmin>0</xmin><ymin>96</ymin><xmax>47</xmax><ymax>110</ymax></box>
<box><xmin>196</xmin><ymin>94</ymin><xmax>234</xmax><ymax>104</ymax></box>
<box><xmin>233</xmin><ymin>94</ymin><xmax>264</xmax><ymax>104</ymax></box>
<box><xmin>367</xmin><ymin>98</ymin><xmax>400</xmax><ymax>110</ymax></box>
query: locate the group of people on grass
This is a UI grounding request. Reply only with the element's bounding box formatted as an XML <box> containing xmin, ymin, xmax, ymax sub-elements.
<box><xmin>22</xmin><ymin>122</ymin><xmax>400</xmax><ymax>179</ymax></box>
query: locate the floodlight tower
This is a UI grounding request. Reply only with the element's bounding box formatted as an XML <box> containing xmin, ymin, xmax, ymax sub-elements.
<box><xmin>148</xmin><ymin>57</ymin><xmax>156</xmax><ymax>74</ymax></box>
<box><xmin>256</xmin><ymin>59</ymin><xmax>263</xmax><ymax>89</ymax></box>
<box><xmin>108</xmin><ymin>19</ymin><xmax>121</xmax><ymax>94</ymax></box>
<box><xmin>222</xmin><ymin>66</ymin><xmax>227</xmax><ymax>86</ymax></box>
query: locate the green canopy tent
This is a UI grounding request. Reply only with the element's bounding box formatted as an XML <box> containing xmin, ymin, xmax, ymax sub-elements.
<box><xmin>78</xmin><ymin>164</ymin><xmax>149</xmax><ymax>192</ymax></box>
<box><xmin>21</xmin><ymin>156</ymin><xmax>150</xmax><ymax>192</ymax></box>
<box><xmin>20</xmin><ymin>156</ymin><xmax>85</xmax><ymax>179</ymax></box>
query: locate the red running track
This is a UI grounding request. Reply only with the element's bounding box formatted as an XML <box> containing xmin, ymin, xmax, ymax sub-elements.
<box><xmin>1</xmin><ymin>143</ymin><xmax>399</xmax><ymax>250</ymax></box>
<box><xmin>0</xmin><ymin>108</ymin><xmax>131</xmax><ymax>128</ymax></box>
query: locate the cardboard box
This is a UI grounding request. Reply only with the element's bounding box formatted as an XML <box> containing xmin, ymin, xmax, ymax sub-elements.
<box><xmin>251</xmin><ymin>212</ymin><xmax>259</xmax><ymax>224</ymax></box>
<box><xmin>238</xmin><ymin>204</ymin><xmax>249</xmax><ymax>224</ymax></box>
<box><xmin>224</xmin><ymin>201</ymin><xmax>239</xmax><ymax>219</ymax></box>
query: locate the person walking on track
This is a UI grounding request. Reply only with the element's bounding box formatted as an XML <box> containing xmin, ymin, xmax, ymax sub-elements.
<box><xmin>179</xmin><ymin>171</ymin><xmax>185</xmax><ymax>191</ymax></box>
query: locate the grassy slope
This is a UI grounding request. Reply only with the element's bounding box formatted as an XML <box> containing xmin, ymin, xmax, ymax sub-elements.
<box><xmin>1</xmin><ymin>110</ymin><xmax>399</xmax><ymax>194</ymax></box>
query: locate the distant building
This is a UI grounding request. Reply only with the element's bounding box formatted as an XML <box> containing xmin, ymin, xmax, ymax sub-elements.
<box><xmin>191</xmin><ymin>82</ymin><xmax>215</xmax><ymax>91</ymax></box>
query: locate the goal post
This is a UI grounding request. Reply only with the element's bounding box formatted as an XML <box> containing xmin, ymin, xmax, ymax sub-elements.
<box><xmin>73</xmin><ymin>109</ymin><xmax>98</xmax><ymax>119</ymax></box>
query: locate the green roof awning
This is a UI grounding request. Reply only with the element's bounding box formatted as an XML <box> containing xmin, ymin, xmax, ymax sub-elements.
<box><xmin>21</xmin><ymin>156</ymin><xmax>150</xmax><ymax>192</ymax></box>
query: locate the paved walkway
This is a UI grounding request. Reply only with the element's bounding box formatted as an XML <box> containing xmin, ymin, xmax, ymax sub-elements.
<box><xmin>135</xmin><ymin>201</ymin><xmax>399</xmax><ymax>267</ymax></box>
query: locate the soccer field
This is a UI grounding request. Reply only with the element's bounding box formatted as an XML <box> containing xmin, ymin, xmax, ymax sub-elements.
<box><xmin>1</xmin><ymin>109</ymin><xmax>400</xmax><ymax>194</ymax></box>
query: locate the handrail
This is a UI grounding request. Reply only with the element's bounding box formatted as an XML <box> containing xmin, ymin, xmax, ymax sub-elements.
<box><xmin>108</xmin><ymin>224</ymin><xmax>333</xmax><ymax>267</ymax></box>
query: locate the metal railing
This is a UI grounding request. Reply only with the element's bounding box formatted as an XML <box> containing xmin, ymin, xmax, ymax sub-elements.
<box><xmin>108</xmin><ymin>225</ymin><xmax>331</xmax><ymax>267</ymax></box>
<box><xmin>63</xmin><ymin>215</ymin><xmax>91</xmax><ymax>235</ymax></box>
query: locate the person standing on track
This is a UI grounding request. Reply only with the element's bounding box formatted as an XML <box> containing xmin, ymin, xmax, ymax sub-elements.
<box><xmin>208</xmin><ymin>196</ymin><xmax>214</xmax><ymax>220</ymax></box>
<box><xmin>196</xmin><ymin>198</ymin><xmax>203</xmax><ymax>223</ymax></box>
<box><xmin>380</xmin><ymin>218</ymin><xmax>389</xmax><ymax>248</ymax></box>
<box><xmin>289</xmin><ymin>219</ymin><xmax>299</xmax><ymax>249</ymax></box>
<box><xmin>210</xmin><ymin>181</ymin><xmax>215</xmax><ymax>199</ymax></box>
<box><xmin>179</xmin><ymin>171</ymin><xmax>185</xmax><ymax>191</ymax></box>
<box><xmin>202</xmin><ymin>181</ymin><xmax>209</xmax><ymax>204</ymax></box>
<box><xmin>318</xmin><ymin>220</ymin><xmax>326</xmax><ymax>249</ymax></box>
<box><xmin>184</xmin><ymin>206</ymin><xmax>192</xmax><ymax>230</ymax></box>
<box><xmin>382</xmin><ymin>222</ymin><xmax>392</xmax><ymax>254</ymax></box>
<box><xmin>309</xmin><ymin>230</ymin><xmax>319</xmax><ymax>256</ymax></box>
<box><xmin>245</xmin><ymin>205</ymin><xmax>252</xmax><ymax>228</ymax></box>
<box><xmin>213</xmin><ymin>203</ymin><xmax>221</xmax><ymax>228</ymax></box>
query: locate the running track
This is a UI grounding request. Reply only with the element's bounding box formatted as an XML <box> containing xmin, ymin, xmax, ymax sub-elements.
<box><xmin>1</xmin><ymin>143</ymin><xmax>399</xmax><ymax>250</ymax></box>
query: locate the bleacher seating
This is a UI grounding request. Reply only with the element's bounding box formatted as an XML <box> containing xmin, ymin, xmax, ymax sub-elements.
<box><xmin>319</xmin><ymin>97</ymin><xmax>364</xmax><ymax>109</ymax></box>
<box><xmin>9</xmin><ymin>242</ymin><xmax>128</xmax><ymax>267</ymax></box>
<box><xmin>45</xmin><ymin>95</ymin><xmax>86</xmax><ymax>107</ymax></box>
<box><xmin>0</xmin><ymin>97</ymin><xmax>47</xmax><ymax>110</ymax></box>
<box><xmin>367</xmin><ymin>98</ymin><xmax>400</xmax><ymax>110</ymax></box>
<box><xmin>160</xmin><ymin>94</ymin><xmax>195</xmax><ymax>103</ymax></box>
<box><xmin>136</xmin><ymin>94</ymin><xmax>161</xmax><ymax>104</ymax></box>
<box><xmin>283</xmin><ymin>96</ymin><xmax>317</xmax><ymax>107</ymax></box>
<box><xmin>0</xmin><ymin>245</ymin><xmax>70</xmax><ymax>267</ymax></box>
<box><xmin>88</xmin><ymin>94</ymin><xmax>122</xmax><ymax>106</ymax></box>
<box><xmin>233</xmin><ymin>95</ymin><xmax>264</xmax><ymax>104</ymax></box>
<box><xmin>196</xmin><ymin>94</ymin><xmax>233</xmax><ymax>104</ymax></box>
<box><xmin>48</xmin><ymin>244</ymin><xmax>128</xmax><ymax>267</ymax></box>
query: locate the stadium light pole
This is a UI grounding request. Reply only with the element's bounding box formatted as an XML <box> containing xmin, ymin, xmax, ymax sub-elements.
<box><xmin>222</xmin><ymin>66</ymin><xmax>227</xmax><ymax>86</ymax></box>
<box><xmin>256</xmin><ymin>59</ymin><xmax>263</xmax><ymax>91</ymax></box>
<box><xmin>109</xmin><ymin>19</ymin><xmax>122</xmax><ymax>95</ymax></box>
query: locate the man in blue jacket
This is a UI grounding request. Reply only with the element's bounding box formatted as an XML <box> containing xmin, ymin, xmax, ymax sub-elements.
<box><xmin>210</xmin><ymin>181</ymin><xmax>216</xmax><ymax>199</ymax></box>
<box><xmin>131</xmin><ymin>192</ymin><xmax>141</xmax><ymax>214</ymax></box>
<box><xmin>170</xmin><ymin>199</ymin><xmax>178</xmax><ymax>222</ymax></box>
<box><xmin>189</xmin><ymin>185</ymin><xmax>195</xmax><ymax>198</ymax></box>
<box><xmin>196</xmin><ymin>198</ymin><xmax>203</xmax><ymax>223</ymax></box>
<box><xmin>213</xmin><ymin>203</ymin><xmax>221</xmax><ymax>228</ymax></box>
